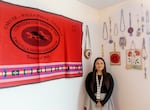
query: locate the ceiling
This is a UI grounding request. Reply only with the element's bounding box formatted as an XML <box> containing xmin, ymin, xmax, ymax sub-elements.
<box><xmin>78</xmin><ymin>0</ymin><xmax>126</xmax><ymax>9</ymax></box>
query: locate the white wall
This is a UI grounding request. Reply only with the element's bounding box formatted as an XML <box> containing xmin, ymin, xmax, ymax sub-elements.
<box><xmin>99</xmin><ymin>0</ymin><xmax>150</xmax><ymax>110</ymax></box>
<box><xmin>0</xmin><ymin>0</ymin><xmax>101</xmax><ymax>110</ymax></box>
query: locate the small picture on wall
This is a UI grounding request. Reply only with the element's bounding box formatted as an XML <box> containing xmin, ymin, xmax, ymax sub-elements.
<box><xmin>126</xmin><ymin>49</ymin><xmax>142</xmax><ymax>69</ymax></box>
<box><xmin>109</xmin><ymin>51</ymin><xmax>121</xmax><ymax>65</ymax></box>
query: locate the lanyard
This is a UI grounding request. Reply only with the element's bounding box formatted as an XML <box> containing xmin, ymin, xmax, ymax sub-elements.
<box><xmin>96</xmin><ymin>75</ymin><xmax>103</xmax><ymax>100</ymax></box>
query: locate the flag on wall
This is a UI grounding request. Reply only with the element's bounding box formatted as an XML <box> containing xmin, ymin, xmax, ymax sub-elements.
<box><xmin>0</xmin><ymin>1</ymin><xmax>83</xmax><ymax>88</ymax></box>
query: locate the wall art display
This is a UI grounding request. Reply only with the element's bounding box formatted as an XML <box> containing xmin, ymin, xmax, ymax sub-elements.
<box><xmin>119</xmin><ymin>9</ymin><xmax>126</xmax><ymax>49</ymax></box>
<box><xmin>120</xmin><ymin>9</ymin><xmax>126</xmax><ymax>33</ymax></box>
<box><xmin>84</xmin><ymin>25</ymin><xmax>92</xmax><ymax>59</ymax></box>
<box><xmin>0</xmin><ymin>1</ymin><xmax>83</xmax><ymax>88</ymax></box>
<box><xmin>101</xmin><ymin>44</ymin><xmax>104</xmax><ymax>58</ymax></box>
<box><xmin>109</xmin><ymin>42</ymin><xmax>121</xmax><ymax>65</ymax></box>
<box><xmin>108</xmin><ymin>17</ymin><xmax>113</xmax><ymax>44</ymax></box>
<box><xmin>119</xmin><ymin>37</ymin><xmax>126</xmax><ymax>49</ymax></box>
<box><xmin>126</xmin><ymin>40</ymin><xmax>142</xmax><ymax>69</ymax></box>
<box><xmin>127</xmin><ymin>12</ymin><xmax>134</xmax><ymax>36</ymax></box>
<box><xmin>146</xmin><ymin>10</ymin><xmax>150</xmax><ymax>35</ymax></box>
<box><xmin>141</xmin><ymin>38</ymin><xmax>148</xmax><ymax>78</ymax></box>
<box><xmin>102</xmin><ymin>22</ymin><xmax>108</xmax><ymax>40</ymax></box>
<box><xmin>141</xmin><ymin>3</ymin><xmax>145</xmax><ymax>33</ymax></box>
<box><xmin>136</xmin><ymin>14</ymin><xmax>141</xmax><ymax>37</ymax></box>
<box><xmin>114</xmin><ymin>23</ymin><xmax>118</xmax><ymax>37</ymax></box>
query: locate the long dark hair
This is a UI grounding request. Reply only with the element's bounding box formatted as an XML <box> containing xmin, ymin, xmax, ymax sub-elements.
<box><xmin>90</xmin><ymin>57</ymin><xmax>107</xmax><ymax>91</ymax></box>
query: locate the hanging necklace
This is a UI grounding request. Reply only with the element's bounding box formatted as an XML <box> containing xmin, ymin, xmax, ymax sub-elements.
<box><xmin>114</xmin><ymin>23</ymin><xmax>118</xmax><ymax>37</ymax></box>
<box><xmin>101</xmin><ymin>44</ymin><xmax>104</xmax><ymax>58</ymax></box>
<box><xmin>136</xmin><ymin>14</ymin><xmax>141</xmax><ymax>37</ymax></box>
<box><xmin>128</xmin><ymin>12</ymin><xmax>134</xmax><ymax>36</ymax></box>
<box><xmin>120</xmin><ymin>9</ymin><xmax>126</xmax><ymax>32</ymax></box>
<box><xmin>109</xmin><ymin>17</ymin><xmax>113</xmax><ymax>44</ymax></box>
<box><xmin>84</xmin><ymin>25</ymin><xmax>92</xmax><ymax>59</ymax></box>
<box><xmin>119</xmin><ymin>9</ymin><xmax>126</xmax><ymax>49</ymax></box>
<box><xmin>102</xmin><ymin>22</ymin><xmax>108</xmax><ymax>40</ymax></box>
<box><xmin>142</xmin><ymin>38</ymin><xmax>148</xmax><ymax>79</ymax></box>
<box><xmin>146</xmin><ymin>10</ymin><xmax>150</xmax><ymax>35</ymax></box>
<box><xmin>96</xmin><ymin>74</ymin><xmax>103</xmax><ymax>101</ymax></box>
<box><xmin>141</xmin><ymin>3</ymin><xmax>144</xmax><ymax>33</ymax></box>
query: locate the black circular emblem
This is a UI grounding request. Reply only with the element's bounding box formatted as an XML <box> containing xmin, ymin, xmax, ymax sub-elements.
<box><xmin>10</xmin><ymin>19</ymin><xmax>60</xmax><ymax>54</ymax></box>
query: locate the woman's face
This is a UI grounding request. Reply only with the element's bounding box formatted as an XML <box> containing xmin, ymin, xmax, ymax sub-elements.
<box><xmin>95</xmin><ymin>59</ymin><xmax>105</xmax><ymax>72</ymax></box>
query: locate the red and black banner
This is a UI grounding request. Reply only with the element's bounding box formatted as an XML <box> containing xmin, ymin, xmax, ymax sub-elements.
<box><xmin>0</xmin><ymin>1</ymin><xmax>83</xmax><ymax>88</ymax></box>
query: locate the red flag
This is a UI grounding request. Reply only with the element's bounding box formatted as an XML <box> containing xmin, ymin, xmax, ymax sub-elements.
<box><xmin>0</xmin><ymin>1</ymin><xmax>83</xmax><ymax>88</ymax></box>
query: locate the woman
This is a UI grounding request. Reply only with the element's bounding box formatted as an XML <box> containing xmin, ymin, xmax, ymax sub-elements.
<box><xmin>84</xmin><ymin>57</ymin><xmax>114</xmax><ymax>110</ymax></box>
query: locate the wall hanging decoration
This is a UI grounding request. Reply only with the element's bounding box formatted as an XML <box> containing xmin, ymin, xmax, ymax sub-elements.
<box><xmin>114</xmin><ymin>23</ymin><xmax>118</xmax><ymax>37</ymax></box>
<box><xmin>110</xmin><ymin>42</ymin><xmax>121</xmax><ymax>65</ymax></box>
<box><xmin>120</xmin><ymin>9</ymin><xmax>126</xmax><ymax>33</ymax></box>
<box><xmin>102</xmin><ymin>22</ymin><xmax>108</xmax><ymax>40</ymax></box>
<box><xmin>141</xmin><ymin>38</ymin><xmax>148</xmax><ymax>79</ymax></box>
<box><xmin>126</xmin><ymin>40</ymin><xmax>142</xmax><ymax>70</ymax></box>
<box><xmin>101</xmin><ymin>44</ymin><xmax>104</xmax><ymax>58</ymax></box>
<box><xmin>119</xmin><ymin>37</ymin><xmax>126</xmax><ymax>49</ymax></box>
<box><xmin>136</xmin><ymin>14</ymin><xmax>141</xmax><ymax>37</ymax></box>
<box><xmin>84</xmin><ymin>25</ymin><xmax>92</xmax><ymax>59</ymax></box>
<box><xmin>146</xmin><ymin>10</ymin><xmax>150</xmax><ymax>35</ymax></box>
<box><xmin>141</xmin><ymin>3</ymin><xmax>145</xmax><ymax>33</ymax></box>
<box><xmin>0</xmin><ymin>1</ymin><xmax>83</xmax><ymax>88</ymax></box>
<box><xmin>109</xmin><ymin>17</ymin><xmax>113</xmax><ymax>44</ymax></box>
<box><xmin>128</xmin><ymin>12</ymin><xmax>134</xmax><ymax>36</ymax></box>
<box><xmin>119</xmin><ymin>9</ymin><xmax>126</xmax><ymax>49</ymax></box>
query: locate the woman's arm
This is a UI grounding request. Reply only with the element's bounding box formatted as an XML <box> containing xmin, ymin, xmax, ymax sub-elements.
<box><xmin>85</xmin><ymin>73</ymin><xmax>97</xmax><ymax>103</ymax></box>
<box><xmin>100</xmin><ymin>73</ymin><xmax>114</xmax><ymax>105</ymax></box>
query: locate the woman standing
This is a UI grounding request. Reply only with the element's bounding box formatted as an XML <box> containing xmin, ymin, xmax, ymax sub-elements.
<box><xmin>84</xmin><ymin>57</ymin><xmax>114</xmax><ymax>110</ymax></box>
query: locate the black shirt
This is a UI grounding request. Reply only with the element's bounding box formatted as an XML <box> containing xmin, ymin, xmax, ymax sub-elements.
<box><xmin>85</xmin><ymin>72</ymin><xmax>114</xmax><ymax>105</ymax></box>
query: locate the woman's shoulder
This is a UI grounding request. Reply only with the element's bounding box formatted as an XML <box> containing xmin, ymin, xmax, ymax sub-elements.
<box><xmin>86</xmin><ymin>72</ymin><xmax>93</xmax><ymax>77</ymax></box>
<box><xmin>105</xmin><ymin>72</ymin><xmax>111</xmax><ymax>76</ymax></box>
<box><xmin>105</xmin><ymin>72</ymin><xmax>113</xmax><ymax>78</ymax></box>
<box><xmin>86</xmin><ymin>72</ymin><xmax>93</xmax><ymax>79</ymax></box>
<box><xmin>85</xmin><ymin>72</ymin><xmax>93</xmax><ymax>83</ymax></box>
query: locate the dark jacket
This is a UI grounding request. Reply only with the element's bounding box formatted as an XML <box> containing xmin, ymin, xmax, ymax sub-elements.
<box><xmin>85</xmin><ymin>72</ymin><xmax>114</xmax><ymax>105</ymax></box>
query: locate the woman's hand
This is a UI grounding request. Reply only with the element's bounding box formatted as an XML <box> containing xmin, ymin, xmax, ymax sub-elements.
<box><xmin>96</xmin><ymin>101</ymin><xmax>103</xmax><ymax>108</ymax></box>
